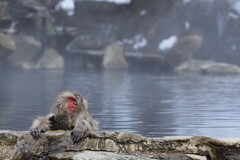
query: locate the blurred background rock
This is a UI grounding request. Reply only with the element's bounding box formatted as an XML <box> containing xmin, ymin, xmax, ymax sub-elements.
<box><xmin>0</xmin><ymin>0</ymin><xmax>240</xmax><ymax>72</ymax></box>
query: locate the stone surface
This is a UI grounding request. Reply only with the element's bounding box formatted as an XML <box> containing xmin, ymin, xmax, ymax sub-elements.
<box><xmin>19</xmin><ymin>48</ymin><xmax>64</xmax><ymax>70</ymax></box>
<box><xmin>66</xmin><ymin>29</ymin><xmax>116</xmax><ymax>53</ymax></box>
<box><xmin>164</xmin><ymin>35</ymin><xmax>203</xmax><ymax>68</ymax></box>
<box><xmin>2</xmin><ymin>130</ymin><xmax>240</xmax><ymax>160</ymax></box>
<box><xmin>34</xmin><ymin>48</ymin><xmax>64</xmax><ymax>69</ymax></box>
<box><xmin>7</xmin><ymin>35</ymin><xmax>41</xmax><ymax>68</ymax></box>
<box><xmin>0</xmin><ymin>2</ymin><xmax>7</xmax><ymax>19</ymax></box>
<box><xmin>0</xmin><ymin>130</ymin><xmax>19</xmax><ymax>160</ymax></box>
<box><xmin>186</xmin><ymin>154</ymin><xmax>207</xmax><ymax>160</ymax></box>
<box><xmin>201</xmin><ymin>62</ymin><xmax>240</xmax><ymax>74</ymax></box>
<box><xmin>8</xmin><ymin>35</ymin><xmax>64</xmax><ymax>69</ymax></box>
<box><xmin>0</xmin><ymin>32</ymin><xmax>16</xmax><ymax>60</ymax></box>
<box><xmin>175</xmin><ymin>59</ymin><xmax>240</xmax><ymax>74</ymax></box>
<box><xmin>50</xmin><ymin>151</ymin><xmax>158</xmax><ymax>160</ymax></box>
<box><xmin>103</xmin><ymin>41</ymin><xmax>128</xmax><ymax>70</ymax></box>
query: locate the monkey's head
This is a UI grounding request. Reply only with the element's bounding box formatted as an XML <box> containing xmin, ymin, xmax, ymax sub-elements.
<box><xmin>51</xmin><ymin>90</ymin><xmax>88</xmax><ymax>115</ymax></box>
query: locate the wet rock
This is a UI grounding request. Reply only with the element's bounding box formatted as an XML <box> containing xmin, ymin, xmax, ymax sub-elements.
<box><xmin>175</xmin><ymin>60</ymin><xmax>240</xmax><ymax>74</ymax></box>
<box><xmin>186</xmin><ymin>154</ymin><xmax>207</xmax><ymax>160</ymax></box>
<box><xmin>20</xmin><ymin>48</ymin><xmax>64</xmax><ymax>70</ymax></box>
<box><xmin>8</xmin><ymin>35</ymin><xmax>64</xmax><ymax>69</ymax></box>
<box><xmin>50</xmin><ymin>152</ymin><xmax>202</xmax><ymax>160</ymax></box>
<box><xmin>66</xmin><ymin>34</ymin><xmax>112</xmax><ymax>52</ymax></box>
<box><xmin>66</xmin><ymin>25</ymin><xmax>116</xmax><ymax>53</ymax></box>
<box><xmin>49</xmin><ymin>151</ymin><xmax>158</xmax><ymax>160</ymax></box>
<box><xmin>0</xmin><ymin>32</ymin><xmax>16</xmax><ymax>60</ymax></box>
<box><xmin>3</xmin><ymin>130</ymin><xmax>240</xmax><ymax>160</ymax></box>
<box><xmin>49</xmin><ymin>152</ymin><xmax>79</xmax><ymax>160</ymax></box>
<box><xmin>0</xmin><ymin>2</ymin><xmax>7</xmax><ymax>19</ymax></box>
<box><xmin>0</xmin><ymin>130</ymin><xmax>19</xmax><ymax>160</ymax></box>
<box><xmin>201</xmin><ymin>62</ymin><xmax>240</xmax><ymax>74</ymax></box>
<box><xmin>175</xmin><ymin>60</ymin><xmax>210</xmax><ymax>73</ymax></box>
<box><xmin>7</xmin><ymin>35</ymin><xmax>41</xmax><ymax>67</ymax></box>
<box><xmin>103</xmin><ymin>41</ymin><xmax>128</xmax><ymax>70</ymax></box>
<box><xmin>164</xmin><ymin>35</ymin><xmax>203</xmax><ymax>68</ymax></box>
<box><xmin>7</xmin><ymin>0</ymin><xmax>39</xmax><ymax>20</ymax></box>
<box><xmin>34</xmin><ymin>48</ymin><xmax>64</xmax><ymax>69</ymax></box>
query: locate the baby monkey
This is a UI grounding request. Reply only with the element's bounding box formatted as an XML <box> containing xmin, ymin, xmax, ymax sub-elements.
<box><xmin>29</xmin><ymin>90</ymin><xmax>99</xmax><ymax>142</ymax></box>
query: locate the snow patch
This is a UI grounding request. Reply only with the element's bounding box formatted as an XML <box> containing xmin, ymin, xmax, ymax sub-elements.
<box><xmin>232</xmin><ymin>1</ymin><xmax>240</xmax><ymax>14</ymax></box>
<box><xmin>158</xmin><ymin>35</ymin><xmax>178</xmax><ymax>51</ymax></box>
<box><xmin>185</xmin><ymin>21</ymin><xmax>190</xmax><ymax>30</ymax></box>
<box><xmin>123</xmin><ymin>34</ymin><xmax>148</xmax><ymax>50</ymax></box>
<box><xmin>140</xmin><ymin>10</ymin><xmax>147</xmax><ymax>16</ymax></box>
<box><xmin>55</xmin><ymin>0</ymin><xmax>75</xmax><ymax>16</ymax></box>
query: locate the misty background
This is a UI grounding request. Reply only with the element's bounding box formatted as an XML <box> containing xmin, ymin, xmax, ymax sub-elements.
<box><xmin>1</xmin><ymin>0</ymin><xmax>240</xmax><ymax>138</ymax></box>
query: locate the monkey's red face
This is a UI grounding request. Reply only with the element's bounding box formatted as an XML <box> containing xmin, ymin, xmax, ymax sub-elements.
<box><xmin>66</xmin><ymin>97</ymin><xmax>77</xmax><ymax>113</ymax></box>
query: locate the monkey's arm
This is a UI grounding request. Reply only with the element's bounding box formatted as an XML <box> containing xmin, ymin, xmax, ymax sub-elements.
<box><xmin>71</xmin><ymin>114</ymin><xmax>99</xmax><ymax>142</ymax></box>
<box><xmin>29</xmin><ymin>113</ymin><xmax>54</xmax><ymax>138</ymax></box>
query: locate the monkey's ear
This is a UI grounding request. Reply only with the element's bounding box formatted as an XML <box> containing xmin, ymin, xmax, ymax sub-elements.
<box><xmin>82</xmin><ymin>98</ymin><xmax>88</xmax><ymax>109</ymax></box>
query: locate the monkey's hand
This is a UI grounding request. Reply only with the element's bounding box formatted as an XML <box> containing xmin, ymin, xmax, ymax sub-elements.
<box><xmin>30</xmin><ymin>128</ymin><xmax>44</xmax><ymax>139</ymax></box>
<box><xmin>71</xmin><ymin>130</ymin><xmax>84</xmax><ymax>143</ymax></box>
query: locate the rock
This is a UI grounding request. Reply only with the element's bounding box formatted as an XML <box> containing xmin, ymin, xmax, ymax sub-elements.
<box><xmin>16</xmin><ymin>48</ymin><xmax>64</xmax><ymax>70</ymax></box>
<box><xmin>7</xmin><ymin>35</ymin><xmax>41</xmax><ymax>68</ymax></box>
<box><xmin>0</xmin><ymin>130</ymin><xmax>19</xmax><ymax>160</ymax></box>
<box><xmin>3</xmin><ymin>130</ymin><xmax>240</xmax><ymax>160</ymax></box>
<box><xmin>175</xmin><ymin>60</ymin><xmax>213</xmax><ymax>73</ymax></box>
<box><xmin>0</xmin><ymin>32</ymin><xmax>16</xmax><ymax>60</ymax></box>
<box><xmin>7</xmin><ymin>0</ymin><xmax>39</xmax><ymax>20</ymax></box>
<box><xmin>50</xmin><ymin>151</ymin><xmax>158</xmax><ymax>160</ymax></box>
<box><xmin>66</xmin><ymin>26</ymin><xmax>116</xmax><ymax>53</ymax></box>
<box><xmin>66</xmin><ymin>34</ymin><xmax>110</xmax><ymax>52</ymax></box>
<box><xmin>103</xmin><ymin>41</ymin><xmax>128</xmax><ymax>70</ymax></box>
<box><xmin>0</xmin><ymin>2</ymin><xmax>7</xmax><ymax>19</ymax></box>
<box><xmin>164</xmin><ymin>35</ymin><xmax>203</xmax><ymax>68</ymax></box>
<box><xmin>8</xmin><ymin>35</ymin><xmax>64</xmax><ymax>69</ymax></box>
<box><xmin>201</xmin><ymin>62</ymin><xmax>240</xmax><ymax>74</ymax></box>
<box><xmin>34</xmin><ymin>48</ymin><xmax>64</xmax><ymax>69</ymax></box>
<box><xmin>175</xmin><ymin>60</ymin><xmax>240</xmax><ymax>74</ymax></box>
<box><xmin>186</xmin><ymin>154</ymin><xmax>207</xmax><ymax>160</ymax></box>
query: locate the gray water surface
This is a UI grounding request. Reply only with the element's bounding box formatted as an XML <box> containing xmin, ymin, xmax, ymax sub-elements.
<box><xmin>1</xmin><ymin>69</ymin><xmax>240</xmax><ymax>138</ymax></box>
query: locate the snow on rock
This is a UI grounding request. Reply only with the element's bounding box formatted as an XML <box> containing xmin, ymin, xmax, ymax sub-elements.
<box><xmin>55</xmin><ymin>0</ymin><xmax>75</xmax><ymax>16</ymax></box>
<box><xmin>132</xmin><ymin>35</ymin><xmax>147</xmax><ymax>50</ymax></box>
<box><xmin>158</xmin><ymin>35</ymin><xmax>178</xmax><ymax>51</ymax></box>
<box><xmin>232</xmin><ymin>1</ymin><xmax>240</xmax><ymax>14</ymax></box>
<box><xmin>185</xmin><ymin>21</ymin><xmax>190</xmax><ymax>30</ymax></box>
<box><xmin>228</xmin><ymin>1</ymin><xmax>240</xmax><ymax>19</ymax></box>
<box><xmin>123</xmin><ymin>34</ymin><xmax>148</xmax><ymax>50</ymax></box>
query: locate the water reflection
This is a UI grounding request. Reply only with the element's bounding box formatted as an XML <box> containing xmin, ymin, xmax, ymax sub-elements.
<box><xmin>1</xmin><ymin>69</ymin><xmax>240</xmax><ymax>138</ymax></box>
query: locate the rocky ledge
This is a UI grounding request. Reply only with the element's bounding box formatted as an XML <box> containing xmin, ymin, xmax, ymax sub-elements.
<box><xmin>1</xmin><ymin>130</ymin><xmax>240</xmax><ymax>160</ymax></box>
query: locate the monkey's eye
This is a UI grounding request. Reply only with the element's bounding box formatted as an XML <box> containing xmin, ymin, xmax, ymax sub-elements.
<box><xmin>75</xmin><ymin>95</ymin><xmax>81</xmax><ymax>100</ymax></box>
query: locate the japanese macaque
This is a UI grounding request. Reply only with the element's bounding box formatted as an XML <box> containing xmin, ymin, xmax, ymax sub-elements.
<box><xmin>29</xmin><ymin>90</ymin><xmax>99</xmax><ymax>142</ymax></box>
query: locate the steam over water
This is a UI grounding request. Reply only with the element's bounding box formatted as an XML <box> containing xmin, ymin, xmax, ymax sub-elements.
<box><xmin>1</xmin><ymin>69</ymin><xmax>240</xmax><ymax>138</ymax></box>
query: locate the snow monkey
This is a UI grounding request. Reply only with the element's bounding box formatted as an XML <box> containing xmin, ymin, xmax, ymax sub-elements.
<box><xmin>29</xmin><ymin>90</ymin><xmax>99</xmax><ymax>142</ymax></box>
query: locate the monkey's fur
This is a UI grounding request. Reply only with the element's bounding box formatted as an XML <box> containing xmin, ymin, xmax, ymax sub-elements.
<box><xmin>29</xmin><ymin>90</ymin><xmax>99</xmax><ymax>142</ymax></box>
